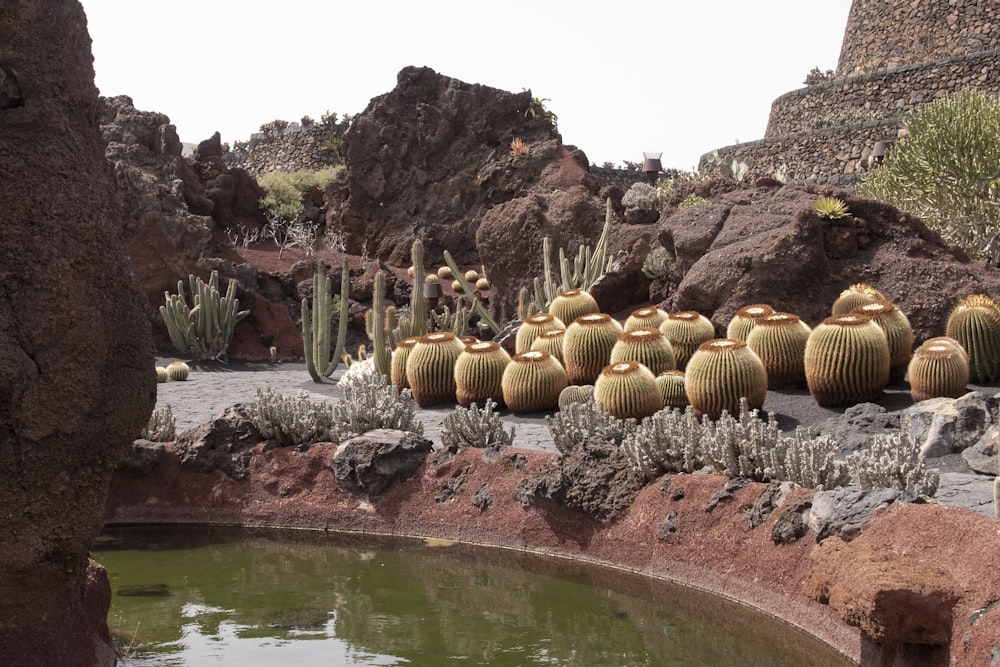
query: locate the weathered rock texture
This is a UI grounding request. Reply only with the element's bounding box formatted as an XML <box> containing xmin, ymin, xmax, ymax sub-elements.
<box><xmin>0</xmin><ymin>2</ymin><xmax>156</xmax><ymax>664</ymax></box>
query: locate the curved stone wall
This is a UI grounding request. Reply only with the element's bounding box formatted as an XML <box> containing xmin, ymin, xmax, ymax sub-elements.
<box><xmin>224</xmin><ymin>124</ymin><xmax>341</xmax><ymax>178</ymax></box>
<box><xmin>767</xmin><ymin>50</ymin><xmax>1000</xmax><ymax>137</ymax></box>
<box><xmin>837</xmin><ymin>0</ymin><xmax>1000</xmax><ymax>75</ymax></box>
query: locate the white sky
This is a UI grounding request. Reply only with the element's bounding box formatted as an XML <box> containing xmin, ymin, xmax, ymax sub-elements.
<box><xmin>80</xmin><ymin>1</ymin><xmax>852</xmax><ymax>170</ymax></box>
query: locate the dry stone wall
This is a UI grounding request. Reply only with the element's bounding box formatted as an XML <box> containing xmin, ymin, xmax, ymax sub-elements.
<box><xmin>224</xmin><ymin>124</ymin><xmax>340</xmax><ymax>177</ymax></box>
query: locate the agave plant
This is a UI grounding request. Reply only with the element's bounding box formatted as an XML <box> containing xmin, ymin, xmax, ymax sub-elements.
<box><xmin>812</xmin><ymin>196</ymin><xmax>850</xmax><ymax>219</ymax></box>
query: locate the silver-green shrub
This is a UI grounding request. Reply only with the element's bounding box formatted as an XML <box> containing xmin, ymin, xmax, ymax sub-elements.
<box><xmin>329</xmin><ymin>370</ymin><xmax>424</xmax><ymax>442</ymax></box>
<box><xmin>545</xmin><ymin>399</ymin><xmax>637</xmax><ymax>455</ymax></box>
<box><xmin>141</xmin><ymin>406</ymin><xmax>177</xmax><ymax>442</ymax></box>
<box><xmin>620</xmin><ymin>406</ymin><xmax>704</xmax><ymax>477</ymax></box>
<box><xmin>846</xmin><ymin>416</ymin><xmax>939</xmax><ymax>497</ymax></box>
<box><xmin>244</xmin><ymin>388</ymin><xmax>334</xmax><ymax>447</ymax></box>
<box><xmin>621</xmin><ymin>182</ymin><xmax>660</xmax><ymax>211</ymax></box>
<box><xmin>440</xmin><ymin>399</ymin><xmax>514</xmax><ymax>451</ymax></box>
<box><xmin>641</xmin><ymin>245</ymin><xmax>671</xmax><ymax>279</ymax></box>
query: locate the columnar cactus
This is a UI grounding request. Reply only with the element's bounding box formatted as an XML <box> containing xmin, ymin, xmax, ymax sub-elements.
<box><xmin>409</xmin><ymin>239</ymin><xmax>429</xmax><ymax>337</ymax></box>
<box><xmin>370</xmin><ymin>271</ymin><xmax>392</xmax><ymax>378</ymax></box>
<box><xmin>745</xmin><ymin>312</ymin><xmax>812</xmax><ymax>389</ymax></box>
<box><xmin>302</xmin><ymin>258</ymin><xmax>351</xmax><ymax>382</ymax></box>
<box><xmin>804</xmin><ymin>313</ymin><xmax>891</xmax><ymax>407</ymax></box>
<box><xmin>454</xmin><ymin>341</ymin><xmax>511</xmax><ymax>408</ymax></box>
<box><xmin>831</xmin><ymin>283</ymin><xmax>886</xmax><ymax>315</ymax></box>
<box><xmin>907</xmin><ymin>336</ymin><xmax>970</xmax><ymax>402</ymax></box>
<box><xmin>515</xmin><ymin>313</ymin><xmax>566</xmax><ymax>354</ymax></box>
<box><xmin>390</xmin><ymin>336</ymin><xmax>420</xmax><ymax>390</ymax></box>
<box><xmin>530</xmin><ymin>328</ymin><xmax>567</xmax><ymax>364</ymax></box>
<box><xmin>594</xmin><ymin>361</ymin><xmax>663</xmax><ymax>420</ymax></box>
<box><xmin>725</xmin><ymin>303</ymin><xmax>775</xmax><ymax>341</ymax></box>
<box><xmin>945</xmin><ymin>294</ymin><xmax>1000</xmax><ymax>382</ymax></box>
<box><xmin>159</xmin><ymin>269</ymin><xmax>250</xmax><ymax>360</ymax></box>
<box><xmin>405</xmin><ymin>332</ymin><xmax>466</xmax><ymax>407</ymax></box>
<box><xmin>549</xmin><ymin>289</ymin><xmax>600</xmax><ymax>327</ymax></box>
<box><xmin>165</xmin><ymin>360</ymin><xmax>190</xmax><ymax>381</ymax></box>
<box><xmin>656</xmin><ymin>370</ymin><xmax>688</xmax><ymax>409</ymax></box>
<box><xmin>624</xmin><ymin>306</ymin><xmax>669</xmax><ymax>333</ymax></box>
<box><xmin>562</xmin><ymin>313</ymin><xmax>624</xmax><ymax>385</ymax></box>
<box><xmin>658</xmin><ymin>311</ymin><xmax>715</xmax><ymax>370</ymax></box>
<box><xmin>501</xmin><ymin>350</ymin><xmax>569</xmax><ymax>413</ymax></box>
<box><xmin>852</xmin><ymin>300</ymin><xmax>913</xmax><ymax>383</ymax></box>
<box><xmin>684</xmin><ymin>339</ymin><xmax>768</xmax><ymax>420</ymax></box>
<box><xmin>609</xmin><ymin>327</ymin><xmax>676</xmax><ymax>375</ymax></box>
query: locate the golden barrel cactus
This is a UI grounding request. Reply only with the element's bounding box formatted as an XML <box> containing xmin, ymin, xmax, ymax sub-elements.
<box><xmin>405</xmin><ymin>332</ymin><xmax>465</xmax><ymax>407</ymax></box>
<box><xmin>852</xmin><ymin>300</ymin><xmax>913</xmax><ymax>383</ymax></box>
<box><xmin>530</xmin><ymin>328</ymin><xmax>567</xmax><ymax>364</ymax></box>
<box><xmin>515</xmin><ymin>313</ymin><xmax>565</xmax><ymax>354</ymax></box>
<box><xmin>609</xmin><ymin>327</ymin><xmax>676</xmax><ymax>376</ymax></box>
<box><xmin>831</xmin><ymin>283</ymin><xmax>886</xmax><ymax>315</ymax></box>
<box><xmin>166</xmin><ymin>360</ymin><xmax>190</xmax><ymax>381</ymax></box>
<box><xmin>656</xmin><ymin>370</ymin><xmax>688</xmax><ymax>410</ymax></box>
<box><xmin>725</xmin><ymin>303</ymin><xmax>775</xmax><ymax>342</ymax></box>
<box><xmin>501</xmin><ymin>350</ymin><xmax>568</xmax><ymax>413</ymax></box>
<box><xmin>745</xmin><ymin>312</ymin><xmax>811</xmax><ymax>389</ymax></box>
<box><xmin>557</xmin><ymin>384</ymin><xmax>594</xmax><ymax>411</ymax></box>
<box><xmin>945</xmin><ymin>294</ymin><xmax>1000</xmax><ymax>382</ymax></box>
<box><xmin>562</xmin><ymin>313</ymin><xmax>624</xmax><ymax>385</ymax></box>
<box><xmin>658</xmin><ymin>311</ymin><xmax>715</xmax><ymax>371</ymax></box>
<box><xmin>390</xmin><ymin>336</ymin><xmax>420</xmax><ymax>390</ymax></box>
<box><xmin>804</xmin><ymin>314</ymin><xmax>891</xmax><ymax>407</ymax></box>
<box><xmin>908</xmin><ymin>337</ymin><xmax>970</xmax><ymax>402</ymax></box>
<box><xmin>549</xmin><ymin>289</ymin><xmax>600</xmax><ymax>327</ymax></box>
<box><xmin>155</xmin><ymin>366</ymin><xmax>169</xmax><ymax>383</ymax></box>
<box><xmin>685</xmin><ymin>339</ymin><xmax>768</xmax><ymax>420</ymax></box>
<box><xmin>594</xmin><ymin>361</ymin><xmax>663</xmax><ymax>420</ymax></box>
<box><xmin>624</xmin><ymin>306</ymin><xmax>669</xmax><ymax>333</ymax></box>
<box><xmin>453</xmin><ymin>341</ymin><xmax>511</xmax><ymax>408</ymax></box>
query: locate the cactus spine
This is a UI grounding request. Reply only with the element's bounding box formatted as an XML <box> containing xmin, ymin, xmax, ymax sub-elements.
<box><xmin>562</xmin><ymin>313</ymin><xmax>624</xmax><ymax>385</ymax></box>
<box><xmin>945</xmin><ymin>294</ymin><xmax>1000</xmax><ymax>382</ymax></box>
<box><xmin>684</xmin><ymin>339</ymin><xmax>768</xmax><ymax>420</ymax></box>
<box><xmin>593</xmin><ymin>361</ymin><xmax>663</xmax><ymax>420</ymax></box>
<box><xmin>302</xmin><ymin>258</ymin><xmax>350</xmax><ymax>382</ymax></box>
<box><xmin>831</xmin><ymin>283</ymin><xmax>886</xmax><ymax>315</ymax></box>
<box><xmin>726</xmin><ymin>303</ymin><xmax>775</xmax><ymax>341</ymax></box>
<box><xmin>390</xmin><ymin>336</ymin><xmax>420</xmax><ymax>390</ymax></box>
<box><xmin>852</xmin><ymin>300</ymin><xmax>913</xmax><ymax>383</ymax></box>
<box><xmin>658</xmin><ymin>311</ymin><xmax>715</xmax><ymax>370</ymax></box>
<box><xmin>530</xmin><ymin>328</ymin><xmax>567</xmax><ymax>364</ymax></box>
<box><xmin>454</xmin><ymin>341</ymin><xmax>511</xmax><ymax>408</ymax></box>
<box><xmin>609</xmin><ymin>327</ymin><xmax>676</xmax><ymax>375</ymax></box>
<box><xmin>405</xmin><ymin>332</ymin><xmax>465</xmax><ymax>407</ymax></box>
<box><xmin>907</xmin><ymin>337</ymin><xmax>970</xmax><ymax>402</ymax></box>
<box><xmin>159</xmin><ymin>270</ymin><xmax>249</xmax><ymax>360</ymax></box>
<box><xmin>624</xmin><ymin>306</ymin><xmax>669</xmax><ymax>333</ymax></box>
<box><xmin>804</xmin><ymin>313</ymin><xmax>891</xmax><ymax>407</ymax></box>
<box><xmin>745</xmin><ymin>312</ymin><xmax>811</xmax><ymax>389</ymax></box>
<box><xmin>501</xmin><ymin>350</ymin><xmax>569</xmax><ymax>413</ymax></box>
<box><xmin>515</xmin><ymin>313</ymin><xmax>566</xmax><ymax>354</ymax></box>
<box><xmin>656</xmin><ymin>370</ymin><xmax>688</xmax><ymax>410</ymax></box>
<box><xmin>549</xmin><ymin>289</ymin><xmax>600</xmax><ymax>327</ymax></box>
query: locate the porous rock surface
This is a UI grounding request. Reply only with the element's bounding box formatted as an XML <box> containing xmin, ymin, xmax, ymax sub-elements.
<box><xmin>0</xmin><ymin>2</ymin><xmax>155</xmax><ymax>664</ymax></box>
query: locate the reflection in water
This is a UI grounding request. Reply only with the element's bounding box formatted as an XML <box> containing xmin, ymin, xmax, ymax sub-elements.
<box><xmin>94</xmin><ymin>527</ymin><xmax>851</xmax><ymax>667</ymax></box>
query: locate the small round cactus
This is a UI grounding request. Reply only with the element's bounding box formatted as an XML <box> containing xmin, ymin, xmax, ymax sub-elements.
<box><xmin>437</xmin><ymin>266</ymin><xmax>453</xmax><ymax>280</ymax></box>
<box><xmin>804</xmin><ymin>313</ymin><xmax>891</xmax><ymax>407</ymax></box>
<box><xmin>166</xmin><ymin>361</ymin><xmax>190</xmax><ymax>381</ymax></box>
<box><xmin>609</xmin><ymin>327</ymin><xmax>676</xmax><ymax>376</ymax></box>
<box><xmin>745</xmin><ymin>312</ymin><xmax>812</xmax><ymax>389</ymax></box>
<box><xmin>908</xmin><ymin>337</ymin><xmax>970</xmax><ymax>402</ymax></box>
<box><xmin>424</xmin><ymin>273</ymin><xmax>440</xmax><ymax>284</ymax></box>
<box><xmin>475</xmin><ymin>277</ymin><xmax>490</xmax><ymax>290</ymax></box>
<box><xmin>548</xmin><ymin>289</ymin><xmax>600</xmax><ymax>328</ymax></box>
<box><xmin>684</xmin><ymin>339</ymin><xmax>768</xmax><ymax>420</ymax></box>
<box><xmin>155</xmin><ymin>366</ymin><xmax>169</xmax><ymax>383</ymax></box>
<box><xmin>656</xmin><ymin>370</ymin><xmax>688</xmax><ymax>410</ymax></box>
<box><xmin>501</xmin><ymin>350</ymin><xmax>569</xmax><ymax>413</ymax></box>
<box><xmin>624</xmin><ymin>306</ymin><xmax>669</xmax><ymax>333</ymax></box>
<box><xmin>454</xmin><ymin>341</ymin><xmax>511</xmax><ymax>408</ymax></box>
<box><xmin>562</xmin><ymin>313</ymin><xmax>624</xmax><ymax>385</ymax></box>
<box><xmin>390</xmin><ymin>336</ymin><xmax>420</xmax><ymax>390</ymax></box>
<box><xmin>557</xmin><ymin>384</ymin><xmax>594</xmax><ymax>411</ymax></box>
<box><xmin>726</xmin><ymin>303</ymin><xmax>775</xmax><ymax>342</ymax></box>
<box><xmin>451</xmin><ymin>279</ymin><xmax>464</xmax><ymax>292</ymax></box>
<box><xmin>594</xmin><ymin>361</ymin><xmax>663</xmax><ymax>420</ymax></box>
<box><xmin>463</xmin><ymin>269</ymin><xmax>479</xmax><ymax>283</ymax></box>
<box><xmin>407</xmin><ymin>266</ymin><xmax>416</xmax><ymax>278</ymax></box>
<box><xmin>405</xmin><ymin>332</ymin><xmax>466</xmax><ymax>407</ymax></box>
<box><xmin>945</xmin><ymin>294</ymin><xmax>1000</xmax><ymax>382</ymax></box>
<box><xmin>530</xmin><ymin>328</ymin><xmax>567</xmax><ymax>364</ymax></box>
<box><xmin>852</xmin><ymin>299</ymin><xmax>913</xmax><ymax>383</ymax></box>
<box><xmin>831</xmin><ymin>283</ymin><xmax>886</xmax><ymax>316</ymax></box>
<box><xmin>658</xmin><ymin>311</ymin><xmax>715</xmax><ymax>371</ymax></box>
<box><xmin>515</xmin><ymin>313</ymin><xmax>566</xmax><ymax>355</ymax></box>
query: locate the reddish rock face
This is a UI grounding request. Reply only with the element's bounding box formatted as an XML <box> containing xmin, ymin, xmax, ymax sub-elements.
<box><xmin>0</xmin><ymin>1</ymin><xmax>155</xmax><ymax>664</ymax></box>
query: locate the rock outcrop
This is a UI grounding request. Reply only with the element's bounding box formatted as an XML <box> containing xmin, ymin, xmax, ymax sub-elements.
<box><xmin>0</xmin><ymin>2</ymin><xmax>156</xmax><ymax>664</ymax></box>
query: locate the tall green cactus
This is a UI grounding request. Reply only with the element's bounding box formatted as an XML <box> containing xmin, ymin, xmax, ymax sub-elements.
<box><xmin>371</xmin><ymin>270</ymin><xmax>392</xmax><ymax>377</ymax></box>
<box><xmin>410</xmin><ymin>239</ymin><xmax>429</xmax><ymax>337</ymax></box>
<box><xmin>302</xmin><ymin>258</ymin><xmax>350</xmax><ymax>382</ymax></box>
<box><xmin>159</xmin><ymin>269</ymin><xmax>249</xmax><ymax>360</ymax></box>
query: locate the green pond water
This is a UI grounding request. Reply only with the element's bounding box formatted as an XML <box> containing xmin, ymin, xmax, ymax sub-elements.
<box><xmin>95</xmin><ymin>526</ymin><xmax>852</xmax><ymax>667</ymax></box>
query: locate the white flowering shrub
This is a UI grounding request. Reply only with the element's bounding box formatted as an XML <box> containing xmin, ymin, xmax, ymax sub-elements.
<box><xmin>243</xmin><ymin>388</ymin><xmax>334</xmax><ymax>447</ymax></box>
<box><xmin>141</xmin><ymin>406</ymin><xmax>177</xmax><ymax>442</ymax></box>
<box><xmin>621</xmin><ymin>182</ymin><xmax>660</xmax><ymax>211</ymax></box>
<box><xmin>846</xmin><ymin>416</ymin><xmax>939</xmax><ymax>497</ymax></box>
<box><xmin>545</xmin><ymin>399</ymin><xmax>637</xmax><ymax>455</ymax></box>
<box><xmin>440</xmin><ymin>399</ymin><xmax>514</xmax><ymax>451</ymax></box>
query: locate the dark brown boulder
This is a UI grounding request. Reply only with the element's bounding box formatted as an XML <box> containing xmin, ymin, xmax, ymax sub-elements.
<box><xmin>0</xmin><ymin>2</ymin><xmax>156</xmax><ymax>664</ymax></box>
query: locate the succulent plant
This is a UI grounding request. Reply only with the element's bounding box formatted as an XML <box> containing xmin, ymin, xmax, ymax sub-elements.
<box><xmin>658</xmin><ymin>311</ymin><xmax>716</xmax><ymax>370</ymax></box>
<box><xmin>745</xmin><ymin>312</ymin><xmax>812</xmax><ymax>389</ymax></box>
<box><xmin>475</xmin><ymin>277</ymin><xmax>490</xmax><ymax>290</ymax></box>
<box><xmin>165</xmin><ymin>360</ymin><xmax>190</xmax><ymax>381</ymax></box>
<box><xmin>404</xmin><ymin>332</ymin><xmax>466</xmax><ymax>407</ymax></box>
<box><xmin>684</xmin><ymin>339</ymin><xmax>767</xmax><ymax>420</ymax></box>
<box><xmin>437</xmin><ymin>265</ymin><xmax>453</xmax><ymax>280</ymax></box>
<box><xmin>155</xmin><ymin>366</ymin><xmax>169</xmax><ymax>383</ymax></box>
<box><xmin>557</xmin><ymin>384</ymin><xmax>594</xmax><ymax>411</ymax></box>
<box><xmin>424</xmin><ymin>273</ymin><xmax>440</xmax><ymax>284</ymax></box>
<box><xmin>945</xmin><ymin>294</ymin><xmax>1000</xmax><ymax>382</ymax></box>
<box><xmin>609</xmin><ymin>327</ymin><xmax>676</xmax><ymax>375</ymax></box>
<box><xmin>831</xmin><ymin>283</ymin><xmax>886</xmax><ymax>316</ymax></box>
<box><xmin>852</xmin><ymin>299</ymin><xmax>913</xmax><ymax>383</ymax></box>
<box><xmin>812</xmin><ymin>196</ymin><xmax>850</xmax><ymax>219</ymax></box>
<box><xmin>623</xmin><ymin>306</ymin><xmax>669</xmax><ymax>333</ymax></box>
<box><xmin>515</xmin><ymin>313</ymin><xmax>566</xmax><ymax>354</ymax></box>
<box><xmin>908</xmin><ymin>336</ymin><xmax>970</xmax><ymax>402</ymax></box>
<box><xmin>501</xmin><ymin>350</ymin><xmax>569</xmax><ymax>413</ymax></box>
<box><xmin>463</xmin><ymin>269</ymin><xmax>479</xmax><ymax>283</ymax></box>
<box><xmin>302</xmin><ymin>258</ymin><xmax>351</xmax><ymax>382</ymax></box>
<box><xmin>530</xmin><ymin>328</ymin><xmax>567</xmax><ymax>364</ymax></box>
<box><xmin>562</xmin><ymin>313</ymin><xmax>624</xmax><ymax>385</ymax></box>
<box><xmin>593</xmin><ymin>361</ymin><xmax>663</xmax><ymax>420</ymax></box>
<box><xmin>451</xmin><ymin>279</ymin><xmax>464</xmax><ymax>292</ymax></box>
<box><xmin>548</xmin><ymin>289</ymin><xmax>600</xmax><ymax>327</ymax></box>
<box><xmin>454</xmin><ymin>341</ymin><xmax>511</xmax><ymax>408</ymax></box>
<box><xmin>656</xmin><ymin>370</ymin><xmax>688</xmax><ymax>409</ymax></box>
<box><xmin>804</xmin><ymin>313</ymin><xmax>891</xmax><ymax>407</ymax></box>
<box><xmin>390</xmin><ymin>336</ymin><xmax>420</xmax><ymax>390</ymax></box>
<box><xmin>725</xmin><ymin>303</ymin><xmax>775</xmax><ymax>342</ymax></box>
